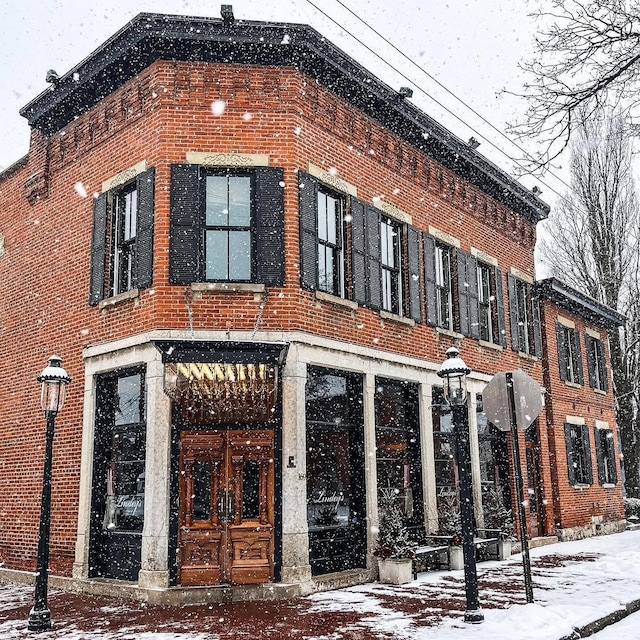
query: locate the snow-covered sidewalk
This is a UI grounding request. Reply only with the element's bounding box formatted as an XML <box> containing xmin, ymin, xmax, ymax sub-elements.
<box><xmin>2</xmin><ymin>529</ymin><xmax>640</xmax><ymax>639</ymax></box>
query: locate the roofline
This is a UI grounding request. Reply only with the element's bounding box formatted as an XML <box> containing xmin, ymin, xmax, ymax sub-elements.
<box><xmin>19</xmin><ymin>12</ymin><xmax>549</xmax><ymax>223</ymax></box>
<box><xmin>535</xmin><ymin>278</ymin><xmax>626</xmax><ymax>328</ymax></box>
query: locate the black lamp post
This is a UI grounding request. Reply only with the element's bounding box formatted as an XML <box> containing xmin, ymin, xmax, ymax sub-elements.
<box><xmin>28</xmin><ymin>356</ymin><xmax>71</xmax><ymax>632</ymax></box>
<box><xmin>437</xmin><ymin>346</ymin><xmax>483</xmax><ymax>624</ymax></box>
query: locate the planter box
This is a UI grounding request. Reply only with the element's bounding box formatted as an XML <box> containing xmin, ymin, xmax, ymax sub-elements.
<box><xmin>377</xmin><ymin>557</ymin><xmax>413</xmax><ymax>585</ymax></box>
<box><xmin>449</xmin><ymin>545</ymin><xmax>463</xmax><ymax>570</ymax></box>
<box><xmin>498</xmin><ymin>538</ymin><xmax>512</xmax><ymax>560</ymax></box>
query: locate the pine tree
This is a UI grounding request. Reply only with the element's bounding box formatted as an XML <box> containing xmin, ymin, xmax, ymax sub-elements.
<box><xmin>374</xmin><ymin>492</ymin><xmax>416</xmax><ymax>560</ymax></box>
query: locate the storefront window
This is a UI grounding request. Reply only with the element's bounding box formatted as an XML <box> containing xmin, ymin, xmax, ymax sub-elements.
<box><xmin>102</xmin><ymin>373</ymin><xmax>146</xmax><ymax>532</ymax></box>
<box><xmin>306</xmin><ymin>367</ymin><xmax>366</xmax><ymax>575</ymax></box>
<box><xmin>375</xmin><ymin>378</ymin><xmax>423</xmax><ymax>538</ymax></box>
<box><xmin>432</xmin><ymin>387</ymin><xmax>457</xmax><ymax>512</ymax></box>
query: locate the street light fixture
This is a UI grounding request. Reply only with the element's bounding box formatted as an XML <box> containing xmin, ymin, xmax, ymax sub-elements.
<box><xmin>28</xmin><ymin>356</ymin><xmax>71</xmax><ymax>632</ymax></box>
<box><xmin>437</xmin><ymin>346</ymin><xmax>483</xmax><ymax>624</ymax></box>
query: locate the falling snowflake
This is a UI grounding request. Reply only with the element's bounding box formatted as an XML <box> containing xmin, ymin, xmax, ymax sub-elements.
<box><xmin>211</xmin><ymin>100</ymin><xmax>226</xmax><ymax>115</ymax></box>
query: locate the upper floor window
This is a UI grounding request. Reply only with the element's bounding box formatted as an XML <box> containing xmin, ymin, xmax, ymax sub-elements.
<box><xmin>477</xmin><ymin>263</ymin><xmax>498</xmax><ymax>343</ymax></box>
<box><xmin>169</xmin><ymin>164</ymin><xmax>284</xmax><ymax>287</ymax></box>
<box><xmin>564</xmin><ymin>423</ymin><xmax>593</xmax><ymax>486</ymax></box>
<box><xmin>89</xmin><ymin>168</ymin><xmax>155</xmax><ymax>306</ymax></box>
<box><xmin>380</xmin><ymin>216</ymin><xmax>403</xmax><ymax>315</ymax></box>
<box><xmin>299</xmin><ymin>172</ymin><xmax>422</xmax><ymax>322</ymax></box>
<box><xmin>111</xmin><ymin>183</ymin><xmax>138</xmax><ymax>297</ymax></box>
<box><xmin>585</xmin><ymin>334</ymin><xmax>608</xmax><ymax>392</ymax></box>
<box><xmin>205</xmin><ymin>173</ymin><xmax>252</xmax><ymax>281</ymax></box>
<box><xmin>435</xmin><ymin>243</ymin><xmax>454</xmax><ymax>330</ymax></box>
<box><xmin>557</xmin><ymin>324</ymin><xmax>584</xmax><ymax>385</ymax></box>
<box><xmin>507</xmin><ymin>275</ymin><xmax>542</xmax><ymax>357</ymax></box>
<box><xmin>317</xmin><ymin>187</ymin><xmax>345</xmax><ymax>296</ymax></box>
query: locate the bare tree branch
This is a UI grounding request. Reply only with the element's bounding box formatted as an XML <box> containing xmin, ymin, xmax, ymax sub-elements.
<box><xmin>507</xmin><ymin>0</ymin><xmax>640</xmax><ymax>169</ymax></box>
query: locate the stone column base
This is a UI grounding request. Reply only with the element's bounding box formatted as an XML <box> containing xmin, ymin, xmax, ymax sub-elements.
<box><xmin>138</xmin><ymin>570</ymin><xmax>169</xmax><ymax>590</ymax></box>
<box><xmin>280</xmin><ymin>564</ymin><xmax>312</xmax><ymax>584</ymax></box>
<box><xmin>72</xmin><ymin>562</ymin><xmax>88</xmax><ymax>580</ymax></box>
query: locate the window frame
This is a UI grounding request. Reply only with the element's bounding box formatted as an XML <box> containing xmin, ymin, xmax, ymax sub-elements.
<box><xmin>201</xmin><ymin>168</ymin><xmax>255</xmax><ymax>283</ymax></box>
<box><xmin>109</xmin><ymin>181</ymin><xmax>138</xmax><ymax>298</ymax></box>
<box><xmin>508</xmin><ymin>275</ymin><xmax>542</xmax><ymax>356</ymax></box>
<box><xmin>477</xmin><ymin>262</ymin><xmax>500</xmax><ymax>344</ymax></box>
<box><xmin>435</xmin><ymin>242</ymin><xmax>454</xmax><ymax>330</ymax></box>
<box><xmin>316</xmin><ymin>185</ymin><xmax>346</xmax><ymax>297</ymax></box>
<box><xmin>586</xmin><ymin>335</ymin><xmax>608</xmax><ymax>392</ymax></box>
<box><xmin>595</xmin><ymin>427</ymin><xmax>617</xmax><ymax>485</ymax></box>
<box><xmin>380</xmin><ymin>215</ymin><xmax>404</xmax><ymax>315</ymax></box>
<box><xmin>557</xmin><ymin>324</ymin><xmax>584</xmax><ymax>385</ymax></box>
<box><xmin>564</xmin><ymin>423</ymin><xmax>593</xmax><ymax>486</ymax></box>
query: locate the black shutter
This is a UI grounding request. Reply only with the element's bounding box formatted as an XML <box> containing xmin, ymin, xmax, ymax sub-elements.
<box><xmin>573</xmin><ymin>329</ymin><xmax>584</xmax><ymax>385</ymax></box>
<box><xmin>423</xmin><ymin>233</ymin><xmax>437</xmax><ymax>326</ymax></box>
<box><xmin>169</xmin><ymin>164</ymin><xmax>201</xmax><ymax>284</ymax></box>
<box><xmin>457</xmin><ymin>249</ymin><xmax>470</xmax><ymax>337</ymax></box>
<box><xmin>456</xmin><ymin>250</ymin><xmax>478</xmax><ymax>338</ymax></box>
<box><xmin>495</xmin><ymin>268</ymin><xmax>507</xmax><ymax>347</ymax></box>
<box><xmin>564</xmin><ymin>423</ymin><xmax>576</xmax><ymax>486</ymax></box>
<box><xmin>608</xmin><ymin>433</ymin><xmax>618</xmax><ymax>484</ymax></box>
<box><xmin>531</xmin><ymin>292</ymin><xmax>543</xmax><ymax>358</ymax></box>
<box><xmin>299</xmin><ymin>172</ymin><xmax>318</xmax><ymax>290</ymax></box>
<box><xmin>133</xmin><ymin>168</ymin><xmax>155</xmax><ymax>290</ymax></box>
<box><xmin>89</xmin><ymin>192</ymin><xmax>108</xmax><ymax>305</ymax></box>
<box><xmin>585</xmin><ymin>334</ymin><xmax>596</xmax><ymax>388</ymax></box>
<box><xmin>407</xmin><ymin>225</ymin><xmax>422</xmax><ymax>322</ymax></box>
<box><xmin>594</xmin><ymin>427</ymin><xmax>605</xmax><ymax>485</ymax></box>
<box><xmin>351</xmin><ymin>198</ymin><xmax>367</xmax><ymax>305</ymax></box>
<box><xmin>601</xmin><ymin>341</ymin><xmax>609</xmax><ymax>392</ymax></box>
<box><xmin>556</xmin><ymin>323</ymin><xmax>568</xmax><ymax>381</ymax></box>
<box><xmin>254</xmin><ymin>166</ymin><xmax>285</xmax><ymax>286</ymax></box>
<box><xmin>507</xmin><ymin>274</ymin><xmax>519</xmax><ymax>351</ymax></box>
<box><xmin>583</xmin><ymin>425</ymin><xmax>593</xmax><ymax>484</ymax></box>
<box><xmin>365</xmin><ymin>204</ymin><xmax>382</xmax><ymax>309</ymax></box>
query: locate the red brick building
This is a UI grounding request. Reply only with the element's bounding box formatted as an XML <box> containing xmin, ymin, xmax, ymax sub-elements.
<box><xmin>0</xmin><ymin>10</ymin><xmax>625</xmax><ymax>602</ymax></box>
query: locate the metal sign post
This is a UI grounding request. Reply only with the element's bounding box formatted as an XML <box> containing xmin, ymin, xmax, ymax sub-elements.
<box><xmin>506</xmin><ymin>371</ymin><xmax>534</xmax><ymax>604</ymax></box>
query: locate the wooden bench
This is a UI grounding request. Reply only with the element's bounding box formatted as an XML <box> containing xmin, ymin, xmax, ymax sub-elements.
<box><xmin>412</xmin><ymin>542</ymin><xmax>450</xmax><ymax>579</ymax></box>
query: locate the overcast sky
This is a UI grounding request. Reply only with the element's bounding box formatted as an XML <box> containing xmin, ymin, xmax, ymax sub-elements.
<box><xmin>0</xmin><ymin>0</ymin><xmax>561</xmax><ymax>207</ymax></box>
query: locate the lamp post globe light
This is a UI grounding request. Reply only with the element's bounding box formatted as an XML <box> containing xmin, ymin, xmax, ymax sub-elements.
<box><xmin>437</xmin><ymin>346</ymin><xmax>483</xmax><ymax>624</ymax></box>
<box><xmin>28</xmin><ymin>356</ymin><xmax>71</xmax><ymax>632</ymax></box>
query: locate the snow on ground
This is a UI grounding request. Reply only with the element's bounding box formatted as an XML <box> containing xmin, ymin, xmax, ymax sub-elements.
<box><xmin>1</xmin><ymin>530</ymin><xmax>640</xmax><ymax>639</ymax></box>
<box><xmin>306</xmin><ymin>529</ymin><xmax>640</xmax><ymax>639</ymax></box>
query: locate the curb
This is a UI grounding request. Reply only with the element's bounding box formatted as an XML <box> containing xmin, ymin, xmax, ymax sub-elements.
<box><xmin>558</xmin><ymin>598</ymin><xmax>640</xmax><ymax>639</ymax></box>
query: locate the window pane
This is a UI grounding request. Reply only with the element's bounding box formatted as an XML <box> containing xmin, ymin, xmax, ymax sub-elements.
<box><xmin>124</xmin><ymin>189</ymin><xmax>137</xmax><ymax>241</ymax></box>
<box><xmin>318</xmin><ymin>194</ymin><xmax>328</xmax><ymax>241</ymax></box>
<box><xmin>205</xmin><ymin>176</ymin><xmax>229</xmax><ymax>226</ymax></box>
<box><xmin>228</xmin><ymin>176</ymin><xmax>251</xmax><ymax>227</ymax></box>
<box><xmin>193</xmin><ymin>460</ymin><xmax>212</xmax><ymax>521</ymax></box>
<box><xmin>326</xmin><ymin>196</ymin><xmax>337</xmax><ymax>244</ymax></box>
<box><xmin>206</xmin><ymin>230</ymin><xmax>229</xmax><ymax>280</ymax></box>
<box><xmin>242</xmin><ymin>460</ymin><xmax>260</xmax><ymax>520</ymax></box>
<box><xmin>115</xmin><ymin>374</ymin><xmax>141</xmax><ymax>425</ymax></box>
<box><xmin>229</xmin><ymin>230</ymin><xmax>251</xmax><ymax>280</ymax></box>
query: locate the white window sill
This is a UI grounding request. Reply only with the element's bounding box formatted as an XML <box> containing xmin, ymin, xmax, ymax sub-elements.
<box><xmin>379</xmin><ymin>310</ymin><xmax>415</xmax><ymax>327</ymax></box>
<box><xmin>602</xmin><ymin>483</ymin><xmax>616</xmax><ymax>489</ymax></box>
<box><xmin>98</xmin><ymin>288</ymin><xmax>140</xmax><ymax>309</ymax></box>
<box><xmin>571</xmin><ymin>483</ymin><xmax>591</xmax><ymax>490</ymax></box>
<box><xmin>435</xmin><ymin>326</ymin><xmax>464</xmax><ymax>339</ymax></box>
<box><xmin>478</xmin><ymin>340</ymin><xmax>503</xmax><ymax>352</ymax></box>
<box><xmin>565</xmin><ymin>381</ymin><xmax>583</xmax><ymax>389</ymax></box>
<box><xmin>191</xmin><ymin>282</ymin><xmax>266</xmax><ymax>294</ymax></box>
<box><xmin>517</xmin><ymin>351</ymin><xmax>538</xmax><ymax>362</ymax></box>
<box><xmin>314</xmin><ymin>290</ymin><xmax>358</xmax><ymax>310</ymax></box>
<box><xmin>594</xmin><ymin>388</ymin><xmax>607</xmax><ymax>396</ymax></box>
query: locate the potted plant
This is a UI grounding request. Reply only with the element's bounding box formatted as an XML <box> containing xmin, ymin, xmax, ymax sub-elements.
<box><xmin>374</xmin><ymin>492</ymin><xmax>416</xmax><ymax>585</ymax></box>
<box><xmin>482</xmin><ymin>485</ymin><xmax>515</xmax><ymax>560</ymax></box>
<box><xmin>437</xmin><ymin>495</ymin><xmax>463</xmax><ymax>570</ymax></box>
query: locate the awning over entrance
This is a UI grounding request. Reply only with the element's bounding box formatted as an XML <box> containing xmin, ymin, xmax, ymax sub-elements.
<box><xmin>153</xmin><ymin>340</ymin><xmax>289</xmax><ymax>423</ymax></box>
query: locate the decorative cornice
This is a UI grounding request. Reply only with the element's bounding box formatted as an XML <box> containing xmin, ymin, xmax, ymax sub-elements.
<box><xmin>536</xmin><ymin>278</ymin><xmax>626</xmax><ymax>329</ymax></box>
<box><xmin>19</xmin><ymin>13</ymin><xmax>548</xmax><ymax>224</ymax></box>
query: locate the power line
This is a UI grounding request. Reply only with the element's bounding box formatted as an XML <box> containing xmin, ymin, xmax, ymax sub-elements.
<box><xmin>302</xmin><ymin>0</ymin><xmax>571</xmax><ymax>205</ymax></box>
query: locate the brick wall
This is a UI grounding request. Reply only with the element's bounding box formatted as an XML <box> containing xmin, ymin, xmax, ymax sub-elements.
<box><xmin>0</xmin><ymin>59</ymin><xmax>544</xmax><ymax>573</ymax></box>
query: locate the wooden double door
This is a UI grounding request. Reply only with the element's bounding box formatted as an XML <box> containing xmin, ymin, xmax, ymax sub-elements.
<box><xmin>178</xmin><ymin>429</ymin><xmax>275</xmax><ymax>586</ymax></box>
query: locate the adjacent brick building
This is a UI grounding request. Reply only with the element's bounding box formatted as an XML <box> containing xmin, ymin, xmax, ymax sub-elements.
<box><xmin>0</xmin><ymin>9</ymin><xmax>625</xmax><ymax>602</ymax></box>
